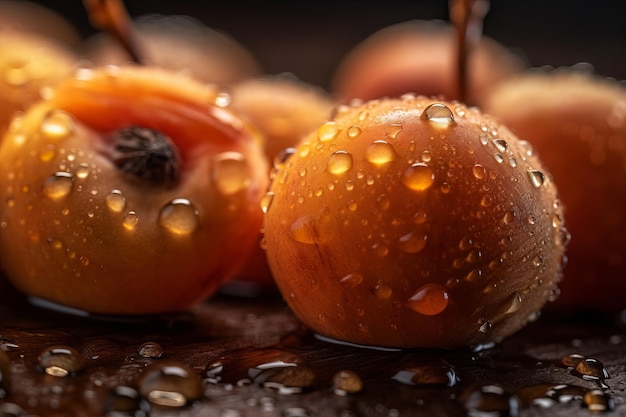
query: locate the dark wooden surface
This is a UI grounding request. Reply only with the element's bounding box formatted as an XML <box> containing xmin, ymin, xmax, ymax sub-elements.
<box><xmin>0</xmin><ymin>279</ymin><xmax>624</xmax><ymax>416</ymax></box>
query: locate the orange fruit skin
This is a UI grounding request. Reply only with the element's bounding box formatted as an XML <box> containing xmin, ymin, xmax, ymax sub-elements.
<box><xmin>0</xmin><ymin>66</ymin><xmax>268</xmax><ymax>314</ymax></box>
<box><xmin>264</xmin><ymin>95</ymin><xmax>567</xmax><ymax>349</ymax></box>
<box><xmin>482</xmin><ymin>70</ymin><xmax>626</xmax><ymax>312</ymax></box>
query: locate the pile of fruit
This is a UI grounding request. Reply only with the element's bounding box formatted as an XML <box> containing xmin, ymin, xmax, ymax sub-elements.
<box><xmin>0</xmin><ymin>0</ymin><xmax>624</xmax><ymax>350</ymax></box>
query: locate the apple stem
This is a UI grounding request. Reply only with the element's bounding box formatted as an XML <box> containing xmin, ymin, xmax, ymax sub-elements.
<box><xmin>449</xmin><ymin>0</ymin><xmax>490</xmax><ymax>104</ymax></box>
<box><xmin>83</xmin><ymin>0</ymin><xmax>142</xmax><ymax>64</ymax></box>
<box><xmin>111</xmin><ymin>126</ymin><xmax>181</xmax><ymax>188</ymax></box>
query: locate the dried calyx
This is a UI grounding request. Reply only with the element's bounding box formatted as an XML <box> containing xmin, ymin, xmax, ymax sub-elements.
<box><xmin>110</xmin><ymin>126</ymin><xmax>181</xmax><ymax>187</ymax></box>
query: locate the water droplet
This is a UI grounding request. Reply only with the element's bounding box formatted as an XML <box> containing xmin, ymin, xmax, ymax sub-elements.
<box><xmin>339</xmin><ymin>273</ymin><xmax>364</xmax><ymax>289</ymax></box>
<box><xmin>214</xmin><ymin>91</ymin><xmax>232</xmax><ymax>107</ymax></box>
<box><xmin>492</xmin><ymin>139</ymin><xmax>508</xmax><ymax>153</ymax></box>
<box><xmin>365</xmin><ymin>140</ymin><xmax>396</xmax><ymax>165</ymax></box>
<box><xmin>423</xmin><ymin>103</ymin><xmax>454</xmax><ymax>124</ymax></box>
<box><xmin>472</xmin><ymin>165</ymin><xmax>486</xmax><ymax>180</ymax></box>
<box><xmin>528</xmin><ymin>169</ymin><xmax>545</xmax><ymax>188</ymax></box>
<box><xmin>479</xmin><ymin>134</ymin><xmax>490</xmax><ymax>145</ymax></box>
<box><xmin>571</xmin><ymin>358</ymin><xmax>610</xmax><ymax>381</ymax></box>
<box><xmin>406</xmin><ymin>283</ymin><xmax>449</xmax><ymax>316</ymax></box>
<box><xmin>138</xmin><ymin>361</ymin><xmax>203</xmax><ymax>407</ymax></box>
<box><xmin>123</xmin><ymin>211</ymin><xmax>139</xmax><ymax>230</ymax></box>
<box><xmin>332</xmin><ymin>370</ymin><xmax>363</xmax><ymax>396</ymax></box>
<box><xmin>494</xmin><ymin>153</ymin><xmax>504</xmax><ymax>164</ymax></box>
<box><xmin>261</xmin><ymin>192</ymin><xmax>275</xmax><ymax>214</ymax></box>
<box><xmin>99</xmin><ymin>191</ymin><xmax>124</xmax><ymax>215</ymax></box>
<box><xmin>43</xmin><ymin>172</ymin><xmax>74</xmax><ymax>199</ymax></box>
<box><xmin>397</xmin><ymin>231</ymin><xmax>427</xmax><ymax>253</ymax></box>
<box><xmin>508</xmin><ymin>157</ymin><xmax>517</xmax><ymax>168</ymax></box>
<box><xmin>480</xmin><ymin>195</ymin><xmax>493</xmax><ymax>207</ymax></box>
<box><xmin>290</xmin><ymin>214</ymin><xmax>331</xmax><ymax>244</ymax></box>
<box><xmin>273</xmin><ymin>148</ymin><xmax>296</xmax><ymax>170</ymax></box>
<box><xmin>37</xmin><ymin>346</ymin><xmax>84</xmax><ymax>377</ymax></box>
<box><xmin>385</xmin><ymin>124</ymin><xmax>403</xmax><ymax>139</ymax></box>
<box><xmin>159</xmin><ymin>199</ymin><xmax>200</xmax><ymax>235</ymax></box>
<box><xmin>317</xmin><ymin>122</ymin><xmax>340</xmax><ymax>142</ymax></box>
<box><xmin>346</xmin><ymin>125</ymin><xmax>362</xmax><ymax>138</ymax></box>
<box><xmin>326</xmin><ymin>151</ymin><xmax>353</xmax><ymax>175</ymax></box>
<box><xmin>40</xmin><ymin>111</ymin><xmax>74</xmax><ymax>141</ymax></box>
<box><xmin>212</xmin><ymin>152</ymin><xmax>250</xmax><ymax>195</ymax></box>
<box><xmin>139</xmin><ymin>342</ymin><xmax>165</xmax><ymax>359</ymax></box>
<box><xmin>583</xmin><ymin>390</ymin><xmax>615</xmax><ymax>413</ymax></box>
<box><xmin>373</xmin><ymin>283</ymin><xmax>393</xmax><ymax>300</ymax></box>
<box><xmin>560</xmin><ymin>353</ymin><xmax>585</xmax><ymax>368</ymax></box>
<box><xmin>479</xmin><ymin>321</ymin><xmax>493</xmax><ymax>334</ymax></box>
<box><xmin>402</xmin><ymin>163</ymin><xmax>435</xmax><ymax>191</ymax></box>
<box><xmin>72</xmin><ymin>163</ymin><xmax>89</xmax><ymax>180</ymax></box>
<box><xmin>391</xmin><ymin>357</ymin><xmax>457</xmax><ymax>387</ymax></box>
<box><xmin>462</xmin><ymin>383</ymin><xmax>520</xmax><ymax>417</ymax></box>
<box><xmin>502</xmin><ymin>292</ymin><xmax>522</xmax><ymax>314</ymax></box>
<box><xmin>103</xmin><ymin>385</ymin><xmax>150</xmax><ymax>416</ymax></box>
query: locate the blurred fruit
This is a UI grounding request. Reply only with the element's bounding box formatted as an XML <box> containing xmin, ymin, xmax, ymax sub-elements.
<box><xmin>82</xmin><ymin>14</ymin><xmax>261</xmax><ymax>86</ymax></box>
<box><xmin>263</xmin><ymin>95</ymin><xmax>567</xmax><ymax>348</ymax></box>
<box><xmin>0</xmin><ymin>0</ymin><xmax>81</xmax><ymax>46</ymax></box>
<box><xmin>0</xmin><ymin>30</ymin><xmax>77</xmax><ymax>134</ymax></box>
<box><xmin>227</xmin><ymin>75</ymin><xmax>335</xmax><ymax>288</ymax></box>
<box><xmin>332</xmin><ymin>20</ymin><xmax>524</xmax><ymax>105</ymax></box>
<box><xmin>0</xmin><ymin>66</ymin><xmax>268</xmax><ymax>314</ymax></box>
<box><xmin>481</xmin><ymin>69</ymin><xmax>626</xmax><ymax>312</ymax></box>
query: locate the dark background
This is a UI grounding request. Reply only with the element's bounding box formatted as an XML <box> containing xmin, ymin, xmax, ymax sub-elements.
<box><xmin>27</xmin><ymin>0</ymin><xmax>626</xmax><ymax>91</ymax></box>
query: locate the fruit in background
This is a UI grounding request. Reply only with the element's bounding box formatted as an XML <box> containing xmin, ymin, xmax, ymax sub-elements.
<box><xmin>82</xmin><ymin>14</ymin><xmax>261</xmax><ymax>87</ymax></box>
<box><xmin>0</xmin><ymin>66</ymin><xmax>268</xmax><ymax>314</ymax></box>
<box><xmin>263</xmin><ymin>95</ymin><xmax>568</xmax><ymax>348</ymax></box>
<box><xmin>332</xmin><ymin>20</ymin><xmax>524</xmax><ymax>106</ymax></box>
<box><xmin>228</xmin><ymin>75</ymin><xmax>336</xmax><ymax>288</ymax></box>
<box><xmin>231</xmin><ymin>74</ymin><xmax>335</xmax><ymax>165</ymax></box>
<box><xmin>0</xmin><ymin>0</ymin><xmax>81</xmax><ymax>46</ymax></box>
<box><xmin>0</xmin><ymin>30</ymin><xmax>77</xmax><ymax>134</ymax></box>
<box><xmin>481</xmin><ymin>70</ymin><xmax>626</xmax><ymax>312</ymax></box>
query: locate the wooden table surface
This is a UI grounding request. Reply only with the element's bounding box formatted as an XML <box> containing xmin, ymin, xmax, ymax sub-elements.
<box><xmin>0</xmin><ymin>279</ymin><xmax>624</xmax><ymax>416</ymax></box>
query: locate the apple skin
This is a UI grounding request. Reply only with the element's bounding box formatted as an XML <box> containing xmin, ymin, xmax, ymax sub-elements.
<box><xmin>332</xmin><ymin>20</ymin><xmax>525</xmax><ymax>106</ymax></box>
<box><xmin>0</xmin><ymin>66</ymin><xmax>268</xmax><ymax>314</ymax></box>
<box><xmin>263</xmin><ymin>95</ymin><xmax>567</xmax><ymax>348</ymax></box>
<box><xmin>481</xmin><ymin>70</ymin><xmax>626</xmax><ymax>312</ymax></box>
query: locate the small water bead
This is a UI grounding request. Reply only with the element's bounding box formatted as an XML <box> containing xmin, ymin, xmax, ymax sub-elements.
<box><xmin>472</xmin><ymin>165</ymin><xmax>486</xmax><ymax>180</ymax></box>
<box><xmin>43</xmin><ymin>172</ymin><xmax>74</xmax><ymax>199</ymax></box>
<box><xmin>339</xmin><ymin>273</ymin><xmax>364</xmax><ymax>290</ymax></box>
<box><xmin>290</xmin><ymin>214</ymin><xmax>332</xmax><ymax>244</ymax></box>
<box><xmin>571</xmin><ymin>358</ymin><xmax>610</xmax><ymax>381</ymax></box>
<box><xmin>273</xmin><ymin>148</ymin><xmax>296</xmax><ymax>171</ymax></box>
<box><xmin>373</xmin><ymin>283</ymin><xmax>393</xmax><ymax>300</ymax></box>
<box><xmin>492</xmin><ymin>139</ymin><xmax>508</xmax><ymax>153</ymax></box>
<box><xmin>583</xmin><ymin>390</ymin><xmax>615</xmax><ymax>413</ymax></box>
<box><xmin>402</xmin><ymin>163</ymin><xmax>435</xmax><ymax>191</ymax></box>
<box><xmin>501</xmin><ymin>292</ymin><xmax>523</xmax><ymax>314</ymax></box>
<box><xmin>260</xmin><ymin>192</ymin><xmax>275</xmax><ymax>214</ymax></box>
<box><xmin>406</xmin><ymin>283</ymin><xmax>449</xmax><ymax>316</ymax></box>
<box><xmin>560</xmin><ymin>353</ymin><xmax>585</xmax><ymax>368</ymax></box>
<box><xmin>138</xmin><ymin>361</ymin><xmax>203</xmax><ymax>407</ymax></box>
<box><xmin>39</xmin><ymin>145</ymin><xmax>56</xmax><ymax>162</ymax></box>
<box><xmin>159</xmin><ymin>199</ymin><xmax>200</xmax><ymax>236</ymax></box>
<box><xmin>385</xmin><ymin>123</ymin><xmax>403</xmax><ymax>139</ymax></box>
<box><xmin>479</xmin><ymin>321</ymin><xmax>493</xmax><ymax>334</ymax></box>
<box><xmin>391</xmin><ymin>359</ymin><xmax>457</xmax><ymax>387</ymax></box>
<box><xmin>397</xmin><ymin>231</ymin><xmax>427</xmax><ymax>253</ymax></box>
<box><xmin>480</xmin><ymin>195</ymin><xmax>493</xmax><ymax>207</ymax></box>
<box><xmin>332</xmin><ymin>370</ymin><xmax>363</xmax><ymax>396</ymax></box>
<box><xmin>326</xmin><ymin>151</ymin><xmax>353</xmax><ymax>175</ymax></box>
<box><xmin>103</xmin><ymin>385</ymin><xmax>150</xmax><ymax>417</ymax></box>
<box><xmin>123</xmin><ymin>211</ymin><xmax>139</xmax><ymax>230</ymax></box>
<box><xmin>508</xmin><ymin>157</ymin><xmax>517</xmax><ymax>168</ymax></box>
<box><xmin>462</xmin><ymin>383</ymin><xmax>520</xmax><ymax>417</ymax></box>
<box><xmin>40</xmin><ymin>110</ymin><xmax>74</xmax><ymax>141</ymax></box>
<box><xmin>527</xmin><ymin>169</ymin><xmax>545</xmax><ymax>188</ymax></box>
<box><xmin>365</xmin><ymin>140</ymin><xmax>396</xmax><ymax>165</ymax></box>
<box><xmin>214</xmin><ymin>91</ymin><xmax>232</xmax><ymax>107</ymax></box>
<box><xmin>317</xmin><ymin>122</ymin><xmax>340</xmax><ymax>142</ymax></box>
<box><xmin>37</xmin><ymin>346</ymin><xmax>84</xmax><ymax>377</ymax></box>
<box><xmin>346</xmin><ymin>125</ymin><xmax>362</xmax><ymax>138</ymax></box>
<box><xmin>74</xmin><ymin>163</ymin><xmax>90</xmax><ymax>180</ymax></box>
<box><xmin>138</xmin><ymin>342</ymin><xmax>165</xmax><ymax>359</ymax></box>
<box><xmin>494</xmin><ymin>153</ymin><xmax>504</xmax><ymax>164</ymax></box>
<box><xmin>422</xmin><ymin>103</ymin><xmax>454</xmax><ymax>125</ymax></box>
<box><xmin>212</xmin><ymin>152</ymin><xmax>250</xmax><ymax>195</ymax></box>
<box><xmin>47</xmin><ymin>238</ymin><xmax>63</xmax><ymax>250</ymax></box>
<box><xmin>105</xmin><ymin>190</ymin><xmax>127</xmax><ymax>213</ymax></box>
